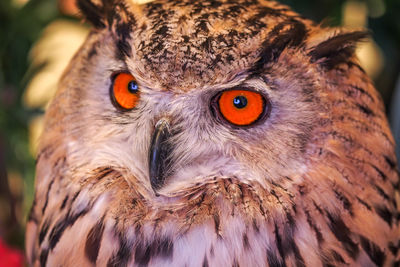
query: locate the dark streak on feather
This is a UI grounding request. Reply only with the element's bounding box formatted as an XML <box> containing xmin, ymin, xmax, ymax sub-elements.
<box><xmin>210</xmin><ymin>245</ymin><xmax>214</xmax><ymax>257</ymax></box>
<box><xmin>374</xmin><ymin>185</ymin><xmax>390</xmax><ymax>201</ymax></box>
<box><xmin>359</xmin><ymin>235</ymin><xmax>385</xmax><ymax>266</ymax></box>
<box><xmin>356</xmin><ymin>197</ymin><xmax>372</xmax><ymax>210</ymax></box>
<box><xmin>354</xmin><ymin>103</ymin><xmax>374</xmax><ymax>116</ymax></box>
<box><xmin>312</xmin><ymin>201</ymin><xmax>323</xmax><ymax>214</ymax></box>
<box><xmin>107</xmin><ymin>233</ymin><xmax>132</xmax><ymax>267</ymax></box>
<box><xmin>28</xmin><ymin>198</ymin><xmax>38</xmax><ymax>223</ymax></box>
<box><xmin>243</xmin><ymin>233</ymin><xmax>250</xmax><ymax>250</ymax></box>
<box><xmin>333</xmin><ymin>188</ymin><xmax>353</xmax><ymax>215</ymax></box>
<box><xmin>76</xmin><ymin>0</ymin><xmax>106</xmax><ymax>28</ymax></box>
<box><xmin>250</xmin><ymin>19</ymin><xmax>307</xmax><ymax>75</ymax></box>
<box><xmin>116</xmin><ymin>39</ymin><xmax>132</xmax><ymax>59</ymax></box>
<box><xmin>348</xmin><ymin>84</ymin><xmax>374</xmax><ymax>102</ymax></box>
<box><xmin>304</xmin><ymin>209</ymin><xmax>324</xmax><ymax>244</ymax></box>
<box><xmin>252</xmin><ymin>220</ymin><xmax>260</xmax><ymax>234</ymax></box>
<box><xmin>274</xmin><ymin>223</ymin><xmax>285</xmax><ymax>260</ymax></box>
<box><xmin>60</xmin><ymin>195</ymin><xmax>69</xmax><ymax>210</ymax></box>
<box><xmin>371</xmin><ymin>164</ymin><xmax>387</xmax><ymax>181</ymax></box>
<box><xmin>330</xmin><ymin>250</ymin><xmax>346</xmax><ymax>264</ymax></box>
<box><xmin>321</xmin><ymin>249</ymin><xmax>346</xmax><ymax>266</ymax></box>
<box><xmin>326</xmin><ymin>212</ymin><xmax>359</xmax><ymax>258</ymax></box>
<box><xmin>214</xmin><ymin>213</ymin><xmax>221</xmax><ymax>238</ymax></box>
<box><xmin>48</xmin><ymin>205</ymin><xmax>91</xmax><ymax>250</ymax></box>
<box><xmin>284</xmin><ymin>218</ymin><xmax>305</xmax><ymax>267</ymax></box>
<box><xmin>384</xmin><ymin>155</ymin><xmax>396</xmax><ymax>170</ymax></box>
<box><xmin>96</xmin><ymin>168</ymin><xmax>114</xmax><ymax>181</ymax></box>
<box><xmin>134</xmin><ymin>237</ymin><xmax>174</xmax><ymax>266</ymax></box>
<box><xmin>388</xmin><ymin>241</ymin><xmax>399</xmax><ymax>255</ymax></box>
<box><xmin>309</xmin><ymin>31</ymin><xmax>368</xmax><ymax>68</ymax></box>
<box><xmin>85</xmin><ymin>216</ymin><xmax>106</xmax><ymax>264</ymax></box>
<box><xmin>40</xmin><ymin>249</ymin><xmax>49</xmax><ymax>267</ymax></box>
<box><xmin>203</xmin><ymin>255</ymin><xmax>209</xmax><ymax>267</ymax></box>
<box><xmin>42</xmin><ymin>179</ymin><xmax>55</xmax><ymax>214</ymax></box>
<box><xmin>87</xmin><ymin>43</ymin><xmax>97</xmax><ymax>59</ymax></box>
<box><xmin>39</xmin><ymin>219</ymin><xmax>51</xmax><ymax>245</ymax></box>
<box><xmin>71</xmin><ymin>190</ymin><xmax>81</xmax><ymax>204</ymax></box>
<box><xmin>266</xmin><ymin>248</ymin><xmax>286</xmax><ymax>267</ymax></box>
<box><xmin>374</xmin><ymin>204</ymin><xmax>393</xmax><ymax>227</ymax></box>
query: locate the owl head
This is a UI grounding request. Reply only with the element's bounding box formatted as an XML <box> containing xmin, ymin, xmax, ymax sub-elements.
<box><xmin>39</xmin><ymin>0</ymin><xmax>369</xmax><ymax>197</ymax></box>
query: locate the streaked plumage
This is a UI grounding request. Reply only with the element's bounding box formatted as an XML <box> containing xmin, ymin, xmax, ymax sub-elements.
<box><xmin>26</xmin><ymin>0</ymin><xmax>399</xmax><ymax>266</ymax></box>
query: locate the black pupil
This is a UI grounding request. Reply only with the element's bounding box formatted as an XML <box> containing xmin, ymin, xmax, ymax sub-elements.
<box><xmin>233</xmin><ymin>95</ymin><xmax>247</xmax><ymax>109</ymax></box>
<box><xmin>128</xmin><ymin>80</ymin><xmax>139</xmax><ymax>93</ymax></box>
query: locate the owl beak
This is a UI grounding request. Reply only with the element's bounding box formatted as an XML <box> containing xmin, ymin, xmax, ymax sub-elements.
<box><xmin>149</xmin><ymin>118</ymin><xmax>172</xmax><ymax>193</ymax></box>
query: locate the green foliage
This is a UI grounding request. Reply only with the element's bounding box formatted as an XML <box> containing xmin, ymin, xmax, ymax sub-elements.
<box><xmin>0</xmin><ymin>0</ymin><xmax>59</xmax><ymax>247</ymax></box>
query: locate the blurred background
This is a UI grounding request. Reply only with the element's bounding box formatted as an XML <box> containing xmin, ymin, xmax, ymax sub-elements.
<box><xmin>0</xmin><ymin>0</ymin><xmax>399</xmax><ymax>261</ymax></box>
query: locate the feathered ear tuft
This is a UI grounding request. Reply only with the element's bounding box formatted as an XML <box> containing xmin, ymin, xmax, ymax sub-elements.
<box><xmin>76</xmin><ymin>0</ymin><xmax>112</xmax><ymax>28</ymax></box>
<box><xmin>307</xmin><ymin>30</ymin><xmax>369</xmax><ymax>69</ymax></box>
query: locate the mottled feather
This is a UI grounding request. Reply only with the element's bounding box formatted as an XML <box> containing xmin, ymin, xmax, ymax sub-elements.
<box><xmin>26</xmin><ymin>0</ymin><xmax>399</xmax><ymax>266</ymax></box>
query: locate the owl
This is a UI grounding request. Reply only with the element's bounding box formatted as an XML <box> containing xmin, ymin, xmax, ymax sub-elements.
<box><xmin>25</xmin><ymin>0</ymin><xmax>400</xmax><ymax>266</ymax></box>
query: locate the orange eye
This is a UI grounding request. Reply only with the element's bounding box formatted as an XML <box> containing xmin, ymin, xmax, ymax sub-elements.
<box><xmin>111</xmin><ymin>73</ymin><xmax>140</xmax><ymax>110</ymax></box>
<box><xmin>217</xmin><ymin>90</ymin><xmax>265</xmax><ymax>126</ymax></box>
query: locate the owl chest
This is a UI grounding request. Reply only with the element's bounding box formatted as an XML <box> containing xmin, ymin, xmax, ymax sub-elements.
<box><xmin>123</xmin><ymin>212</ymin><xmax>274</xmax><ymax>267</ymax></box>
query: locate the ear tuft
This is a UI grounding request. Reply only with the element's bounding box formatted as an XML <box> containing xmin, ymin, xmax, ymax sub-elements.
<box><xmin>76</xmin><ymin>0</ymin><xmax>106</xmax><ymax>28</ymax></box>
<box><xmin>308</xmin><ymin>30</ymin><xmax>369</xmax><ymax>69</ymax></box>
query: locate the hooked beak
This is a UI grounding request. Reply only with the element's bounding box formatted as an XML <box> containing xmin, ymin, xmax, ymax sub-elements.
<box><xmin>149</xmin><ymin>118</ymin><xmax>172</xmax><ymax>192</ymax></box>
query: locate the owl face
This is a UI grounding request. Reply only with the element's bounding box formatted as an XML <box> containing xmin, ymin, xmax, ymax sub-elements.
<box><xmin>52</xmin><ymin>0</ymin><xmax>368</xmax><ymax>196</ymax></box>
